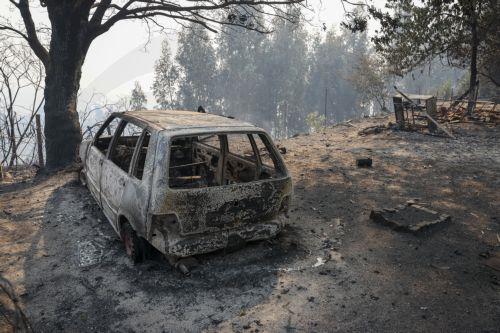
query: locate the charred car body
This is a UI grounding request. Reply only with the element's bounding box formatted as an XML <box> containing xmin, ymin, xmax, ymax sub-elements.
<box><xmin>79</xmin><ymin>110</ymin><xmax>292</xmax><ymax>262</ymax></box>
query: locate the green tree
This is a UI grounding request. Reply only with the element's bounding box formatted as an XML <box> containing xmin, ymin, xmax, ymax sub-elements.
<box><xmin>263</xmin><ymin>8</ymin><xmax>309</xmax><ymax>137</ymax></box>
<box><xmin>348</xmin><ymin>54</ymin><xmax>390</xmax><ymax>113</ymax></box>
<box><xmin>175</xmin><ymin>23</ymin><xmax>218</xmax><ymax>111</ymax></box>
<box><xmin>305</xmin><ymin>112</ymin><xmax>326</xmax><ymax>133</ymax></box>
<box><xmin>307</xmin><ymin>27</ymin><xmax>360</xmax><ymax>124</ymax></box>
<box><xmin>437</xmin><ymin>80</ymin><xmax>453</xmax><ymax>100</ymax></box>
<box><xmin>216</xmin><ymin>16</ymin><xmax>266</xmax><ymax>121</ymax></box>
<box><xmin>152</xmin><ymin>39</ymin><xmax>178</xmax><ymax>109</ymax></box>
<box><xmin>130</xmin><ymin>81</ymin><xmax>147</xmax><ymax>111</ymax></box>
<box><xmin>396</xmin><ymin>59</ymin><xmax>464</xmax><ymax>96</ymax></box>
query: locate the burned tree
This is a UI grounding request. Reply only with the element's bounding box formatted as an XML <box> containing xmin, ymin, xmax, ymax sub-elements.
<box><xmin>0</xmin><ymin>0</ymin><xmax>305</xmax><ymax>170</ymax></box>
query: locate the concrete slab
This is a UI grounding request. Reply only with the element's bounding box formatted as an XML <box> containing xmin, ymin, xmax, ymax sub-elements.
<box><xmin>370</xmin><ymin>203</ymin><xmax>451</xmax><ymax>233</ymax></box>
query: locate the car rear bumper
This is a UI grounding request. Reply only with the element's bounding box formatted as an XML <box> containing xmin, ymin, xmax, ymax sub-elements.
<box><xmin>164</xmin><ymin>218</ymin><xmax>284</xmax><ymax>257</ymax></box>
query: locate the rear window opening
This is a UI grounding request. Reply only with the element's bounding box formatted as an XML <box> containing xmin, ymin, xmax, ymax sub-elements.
<box><xmin>168</xmin><ymin>133</ymin><xmax>285</xmax><ymax>189</ymax></box>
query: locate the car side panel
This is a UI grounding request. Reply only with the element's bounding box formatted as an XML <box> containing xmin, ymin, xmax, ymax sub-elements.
<box><xmin>118</xmin><ymin>132</ymin><xmax>157</xmax><ymax>238</ymax></box>
<box><xmin>85</xmin><ymin>145</ymin><xmax>105</xmax><ymax>203</ymax></box>
<box><xmin>100</xmin><ymin>159</ymin><xmax>129</xmax><ymax>233</ymax></box>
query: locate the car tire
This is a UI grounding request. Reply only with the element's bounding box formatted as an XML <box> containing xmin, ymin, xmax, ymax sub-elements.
<box><xmin>79</xmin><ymin>170</ymin><xmax>87</xmax><ymax>187</ymax></box>
<box><xmin>120</xmin><ymin>222</ymin><xmax>144</xmax><ymax>264</ymax></box>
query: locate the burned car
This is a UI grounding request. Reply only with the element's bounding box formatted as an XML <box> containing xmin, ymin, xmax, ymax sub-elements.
<box><xmin>79</xmin><ymin>110</ymin><xmax>292</xmax><ymax>263</ymax></box>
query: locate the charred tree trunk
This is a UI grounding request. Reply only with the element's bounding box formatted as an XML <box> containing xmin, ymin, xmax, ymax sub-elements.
<box><xmin>43</xmin><ymin>59</ymin><xmax>83</xmax><ymax>169</ymax></box>
<box><xmin>43</xmin><ymin>3</ymin><xmax>92</xmax><ymax>170</ymax></box>
<box><xmin>466</xmin><ymin>5</ymin><xmax>479</xmax><ymax>116</ymax></box>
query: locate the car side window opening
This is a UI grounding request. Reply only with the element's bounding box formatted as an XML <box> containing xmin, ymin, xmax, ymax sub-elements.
<box><xmin>93</xmin><ymin>117</ymin><xmax>121</xmax><ymax>155</ymax></box>
<box><xmin>109</xmin><ymin>121</ymin><xmax>144</xmax><ymax>173</ymax></box>
<box><xmin>252</xmin><ymin>134</ymin><xmax>285</xmax><ymax>179</ymax></box>
<box><xmin>133</xmin><ymin>131</ymin><xmax>151</xmax><ymax>180</ymax></box>
<box><xmin>169</xmin><ymin>132</ymin><xmax>284</xmax><ymax>189</ymax></box>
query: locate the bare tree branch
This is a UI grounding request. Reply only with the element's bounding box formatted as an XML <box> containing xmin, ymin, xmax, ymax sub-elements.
<box><xmin>89</xmin><ymin>0</ymin><xmax>305</xmax><ymax>37</ymax></box>
<box><xmin>7</xmin><ymin>0</ymin><xmax>49</xmax><ymax>68</ymax></box>
<box><xmin>0</xmin><ymin>41</ymin><xmax>45</xmax><ymax>167</ymax></box>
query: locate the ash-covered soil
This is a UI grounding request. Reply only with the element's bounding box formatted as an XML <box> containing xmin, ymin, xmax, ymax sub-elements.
<box><xmin>1</xmin><ymin>116</ymin><xmax>499</xmax><ymax>332</ymax></box>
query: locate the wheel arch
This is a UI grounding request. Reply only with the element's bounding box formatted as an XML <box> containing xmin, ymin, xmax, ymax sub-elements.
<box><xmin>117</xmin><ymin>212</ymin><xmax>145</xmax><ymax>238</ymax></box>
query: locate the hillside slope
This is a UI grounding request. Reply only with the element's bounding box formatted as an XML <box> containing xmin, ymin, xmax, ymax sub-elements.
<box><xmin>1</xmin><ymin>116</ymin><xmax>499</xmax><ymax>332</ymax></box>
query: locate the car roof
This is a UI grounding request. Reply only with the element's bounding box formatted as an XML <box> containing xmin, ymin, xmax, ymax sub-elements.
<box><xmin>116</xmin><ymin>110</ymin><xmax>257</xmax><ymax>131</ymax></box>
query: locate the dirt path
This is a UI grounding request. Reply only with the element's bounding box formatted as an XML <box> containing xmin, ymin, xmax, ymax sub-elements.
<box><xmin>1</xmin><ymin>116</ymin><xmax>499</xmax><ymax>332</ymax></box>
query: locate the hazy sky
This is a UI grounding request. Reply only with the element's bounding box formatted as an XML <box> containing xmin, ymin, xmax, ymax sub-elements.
<box><xmin>1</xmin><ymin>0</ymin><xmax>384</xmax><ymax>108</ymax></box>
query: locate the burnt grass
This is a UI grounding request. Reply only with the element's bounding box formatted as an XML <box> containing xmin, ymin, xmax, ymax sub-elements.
<box><xmin>1</xmin><ymin>115</ymin><xmax>500</xmax><ymax>332</ymax></box>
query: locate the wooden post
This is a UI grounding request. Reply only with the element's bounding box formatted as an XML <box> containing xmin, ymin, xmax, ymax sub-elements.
<box><xmin>35</xmin><ymin>114</ymin><xmax>44</xmax><ymax>168</ymax></box>
<box><xmin>426</xmin><ymin>97</ymin><xmax>438</xmax><ymax>133</ymax></box>
<box><xmin>393</xmin><ymin>96</ymin><xmax>405</xmax><ymax>128</ymax></box>
<box><xmin>324</xmin><ymin>87</ymin><xmax>328</xmax><ymax>127</ymax></box>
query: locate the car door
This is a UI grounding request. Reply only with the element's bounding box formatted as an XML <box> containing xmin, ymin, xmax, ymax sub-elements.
<box><xmin>100</xmin><ymin>120</ymin><xmax>144</xmax><ymax>230</ymax></box>
<box><xmin>119</xmin><ymin>129</ymin><xmax>155</xmax><ymax>238</ymax></box>
<box><xmin>86</xmin><ymin>116</ymin><xmax>121</xmax><ymax>203</ymax></box>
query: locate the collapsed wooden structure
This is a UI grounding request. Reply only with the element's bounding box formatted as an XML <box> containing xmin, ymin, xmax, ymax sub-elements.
<box><xmin>392</xmin><ymin>89</ymin><xmax>455</xmax><ymax>138</ymax></box>
<box><xmin>436</xmin><ymin>99</ymin><xmax>499</xmax><ymax>124</ymax></box>
<box><xmin>392</xmin><ymin>87</ymin><xmax>499</xmax><ymax>139</ymax></box>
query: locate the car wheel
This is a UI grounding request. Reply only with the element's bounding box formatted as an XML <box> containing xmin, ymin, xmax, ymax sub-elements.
<box><xmin>79</xmin><ymin>170</ymin><xmax>87</xmax><ymax>187</ymax></box>
<box><xmin>120</xmin><ymin>222</ymin><xmax>144</xmax><ymax>264</ymax></box>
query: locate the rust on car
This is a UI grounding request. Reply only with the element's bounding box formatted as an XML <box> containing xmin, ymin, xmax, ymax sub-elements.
<box><xmin>79</xmin><ymin>110</ymin><xmax>293</xmax><ymax>261</ymax></box>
